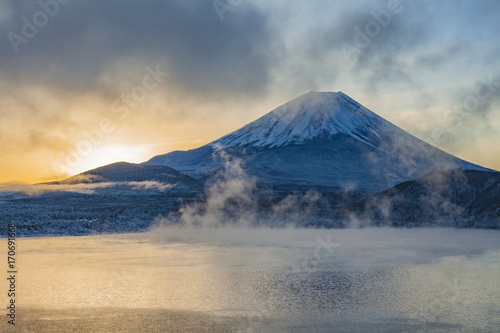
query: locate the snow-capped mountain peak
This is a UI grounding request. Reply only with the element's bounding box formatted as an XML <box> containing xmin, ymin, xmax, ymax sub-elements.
<box><xmin>146</xmin><ymin>91</ymin><xmax>491</xmax><ymax>191</ymax></box>
<box><xmin>213</xmin><ymin>91</ymin><xmax>386</xmax><ymax>149</ymax></box>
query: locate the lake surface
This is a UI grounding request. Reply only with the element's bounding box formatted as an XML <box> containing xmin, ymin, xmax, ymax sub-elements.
<box><xmin>5</xmin><ymin>228</ymin><xmax>500</xmax><ymax>332</ymax></box>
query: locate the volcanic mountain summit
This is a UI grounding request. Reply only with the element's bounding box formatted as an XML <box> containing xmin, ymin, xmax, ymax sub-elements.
<box><xmin>3</xmin><ymin>91</ymin><xmax>499</xmax><ymax>236</ymax></box>
<box><xmin>214</xmin><ymin>91</ymin><xmax>396</xmax><ymax>149</ymax></box>
<box><xmin>146</xmin><ymin>91</ymin><xmax>488</xmax><ymax>192</ymax></box>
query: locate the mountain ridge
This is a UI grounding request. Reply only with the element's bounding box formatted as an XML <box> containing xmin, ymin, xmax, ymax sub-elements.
<box><xmin>146</xmin><ymin>91</ymin><xmax>491</xmax><ymax>191</ymax></box>
<box><xmin>350</xmin><ymin>169</ymin><xmax>500</xmax><ymax>228</ymax></box>
<box><xmin>2</xmin><ymin>91</ymin><xmax>499</xmax><ymax>236</ymax></box>
<box><xmin>46</xmin><ymin>161</ymin><xmax>201</xmax><ymax>188</ymax></box>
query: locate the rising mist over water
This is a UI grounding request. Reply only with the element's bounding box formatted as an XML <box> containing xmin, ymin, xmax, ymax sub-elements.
<box><xmin>15</xmin><ymin>228</ymin><xmax>500</xmax><ymax>332</ymax></box>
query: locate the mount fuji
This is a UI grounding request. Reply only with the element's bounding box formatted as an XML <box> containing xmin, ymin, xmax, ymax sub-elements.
<box><xmin>3</xmin><ymin>91</ymin><xmax>499</xmax><ymax>236</ymax></box>
<box><xmin>146</xmin><ymin>91</ymin><xmax>490</xmax><ymax>192</ymax></box>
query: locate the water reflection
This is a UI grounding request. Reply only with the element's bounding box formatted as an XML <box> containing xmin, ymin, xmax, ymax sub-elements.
<box><xmin>9</xmin><ymin>228</ymin><xmax>500</xmax><ymax>332</ymax></box>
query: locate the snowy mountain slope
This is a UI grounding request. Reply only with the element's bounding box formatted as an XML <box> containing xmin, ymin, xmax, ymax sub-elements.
<box><xmin>49</xmin><ymin>162</ymin><xmax>201</xmax><ymax>188</ymax></box>
<box><xmin>147</xmin><ymin>91</ymin><xmax>491</xmax><ymax>192</ymax></box>
<box><xmin>4</xmin><ymin>92</ymin><xmax>497</xmax><ymax>236</ymax></box>
<box><xmin>1</xmin><ymin>162</ymin><xmax>203</xmax><ymax>236</ymax></box>
<box><xmin>214</xmin><ymin>91</ymin><xmax>390</xmax><ymax>149</ymax></box>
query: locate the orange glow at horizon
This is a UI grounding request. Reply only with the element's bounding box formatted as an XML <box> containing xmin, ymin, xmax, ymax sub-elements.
<box><xmin>1</xmin><ymin>90</ymin><xmax>499</xmax><ymax>185</ymax></box>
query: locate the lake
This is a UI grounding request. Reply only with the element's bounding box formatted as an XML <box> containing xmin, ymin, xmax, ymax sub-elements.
<box><xmin>6</xmin><ymin>227</ymin><xmax>500</xmax><ymax>332</ymax></box>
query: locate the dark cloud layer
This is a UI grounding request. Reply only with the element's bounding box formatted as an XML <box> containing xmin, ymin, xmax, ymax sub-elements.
<box><xmin>2</xmin><ymin>0</ymin><xmax>499</xmax><ymax>105</ymax></box>
<box><xmin>305</xmin><ymin>0</ymin><xmax>500</xmax><ymax>87</ymax></box>
<box><xmin>0</xmin><ymin>0</ymin><xmax>499</xmax><ymax>181</ymax></box>
<box><xmin>0</xmin><ymin>0</ymin><xmax>276</xmax><ymax>98</ymax></box>
<box><xmin>296</xmin><ymin>0</ymin><xmax>500</xmax><ymax>157</ymax></box>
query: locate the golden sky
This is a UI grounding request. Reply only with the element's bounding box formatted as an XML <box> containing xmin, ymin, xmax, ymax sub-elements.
<box><xmin>1</xmin><ymin>1</ymin><xmax>499</xmax><ymax>184</ymax></box>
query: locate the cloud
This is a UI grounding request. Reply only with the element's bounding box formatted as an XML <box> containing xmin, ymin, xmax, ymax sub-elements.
<box><xmin>302</xmin><ymin>0</ymin><xmax>500</xmax><ymax>87</ymax></box>
<box><xmin>1</xmin><ymin>0</ymin><xmax>500</xmax><ymax>182</ymax></box>
<box><xmin>155</xmin><ymin>152</ymin><xmax>259</xmax><ymax>228</ymax></box>
<box><xmin>146</xmin><ymin>224</ymin><xmax>500</xmax><ymax>267</ymax></box>
<box><xmin>0</xmin><ymin>0</ymin><xmax>276</xmax><ymax>98</ymax></box>
<box><xmin>0</xmin><ymin>182</ymin><xmax>117</xmax><ymax>196</ymax></box>
<box><xmin>0</xmin><ymin>0</ymin><xmax>282</xmax><ymax>182</ymax></box>
<box><xmin>417</xmin><ymin>74</ymin><xmax>500</xmax><ymax>152</ymax></box>
<box><xmin>127</xmin><ymin>181</ymin><xmax>175</xmax><ymax>192</ymax></box>
<box><xmin>0</xmin><ymin>180</ymin><xmax>177</xmax><ymax>195</ymax></box>
<box><xmin>2</xmin><ymin>0</ymin><xmax>500</xmax><ymax>113</ymax></box>
<box><xmin>151</xmin><ymin>152</ymin><xmax>336</xmax><ymax>232</ymax></box>
<box><xmin>295</xmin><ymin>0</ymin><xmax>500</xmax><ymax>164</ymax></box>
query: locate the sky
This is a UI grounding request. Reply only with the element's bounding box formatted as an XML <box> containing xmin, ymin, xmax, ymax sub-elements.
<box><xmin>0</xmin><ymin>0</ymin><xmax>499</xmax><ymax>184</ymax></box>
